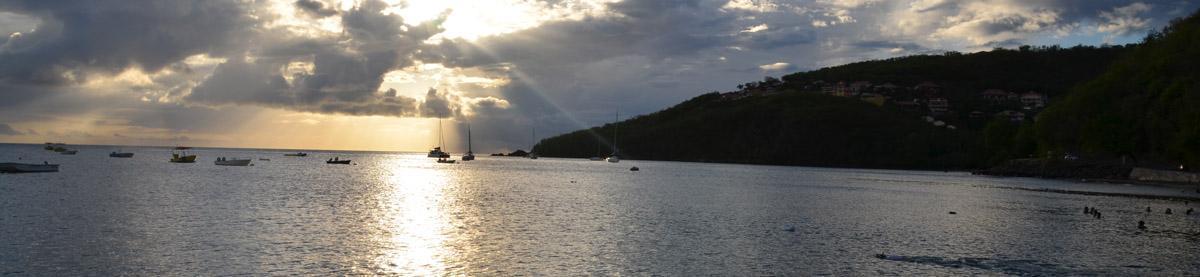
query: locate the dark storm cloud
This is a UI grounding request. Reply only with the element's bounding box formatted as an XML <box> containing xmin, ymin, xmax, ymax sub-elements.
<box><xmin>186</xmin><ymin>0</ymin><xmax>452</xmax><ymax>117</ymax></box>
<box><xmin>294</xmin><ymin>0</ymin><xmax>338</xmax><ymax>17</ymax></box>
<box><xmin>0</xmin><ymin>0</ymin><xmax>257</xmax><ymax>85</ymax></box>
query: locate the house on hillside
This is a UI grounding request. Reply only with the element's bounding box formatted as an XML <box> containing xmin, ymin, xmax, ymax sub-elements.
<box><xmin>1020</xmin><ymin>92</ymin><xmax>1046</xmax><ymax>109</ymax></box>
<box><xmin>927</xmin><ymin>98</ymin><xmax>950</xmax><ymax>115</ymax></box>
<box><xmin>914</xmin><ymin>81</ymin><xmax>941</xmax><ymax>97</ymax></box>
<box><xmin>980</xmin><ymin>89</ymin><xmax>1009</xmax><ymax>103</ymax></box>
<box><xmin>849</xmin><ymin>81</ymin><xmax>872</xmax><ymax>95</ymax></box>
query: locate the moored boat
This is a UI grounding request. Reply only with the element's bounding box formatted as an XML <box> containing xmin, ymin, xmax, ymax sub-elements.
<box><xmin>170</xmin><ymin>152</ymin><xmax>197</xmax><ymax>163</ymax></box>
<box><xmin>284</xmin><ymin>152</ymin><xmax>308</xmax><ymax>157</ymax></box>
<box><xmin>0</xmin><ymin>162</ymin><xmax>59</xmax><ymax>173</ymax></box>
<box><xmin>326</xmin><ymin>157</ymin><xmax>351</xmax><ymax>164</ymax></box>
<box><xmin>463</xmin><ymin>123</ymin><xmax>476</xmax><ymax>161</ymax></box>
<box><xmin>109</xmin><ymin>151</ymin><xmax>134</xmax><ymax>158</ymax></box>
<box><xmin>437</xmin><ymin>158</ymin><xmax>456</xmax><ymax>164</ymax></box>
<box><xmin>214</xmin><ymin>157</ymin><xmax>252</xmax><ymax>166</ymax></box>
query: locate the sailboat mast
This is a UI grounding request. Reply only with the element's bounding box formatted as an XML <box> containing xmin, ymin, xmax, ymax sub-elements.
<box><xmin>467</xmin><ymin>123</ymin><xmax>473</xmax><ymax>152</ymax></box>
<box><xmin>438</xmin><ymin>119</ymin><xmax>444</xmax><ymax>150</ymax></box>
<box><xmin>612</xmin><ymin>111</ymin><xmax>619</xmax><ymax>154</ymax></box>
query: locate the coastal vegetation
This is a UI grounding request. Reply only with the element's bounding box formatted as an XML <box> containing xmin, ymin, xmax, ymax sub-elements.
<box><xmin>534</xmin><ymin>10</ymin><xmax>1200</xmax><ymax>171</ymax></box>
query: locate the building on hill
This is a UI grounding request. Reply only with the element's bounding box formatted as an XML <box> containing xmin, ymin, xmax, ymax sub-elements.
<box><xmin>1020</xmin><ymin>92</ymin><xmax>1046</xmax><ymax>109</ymax></box>
<box><xmin>849</xmin><ymin>81</ymin><xmax>872</xmax><ymax>95</ymax></box>
<box><xmin>927</xmin><ymin>98</ymin><xmax>950</xmax><ymax>115</ymax></box>
<box><xmin>914</xmin><ymin>81</ymin><xmax>941</xmax><ymax>97</ymax></box>
<box><xmin>980</xmin><ymin>89</ymin><xmax>1009</xmax><ymax>103</ymax></box>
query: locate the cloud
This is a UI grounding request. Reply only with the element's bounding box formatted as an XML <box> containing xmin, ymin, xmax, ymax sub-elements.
<box><xmin>758</xmin><ymin>62</ymin><xmax>794</xmax><ymax>71</ymax></box>
<box><xmin>1098</xmin><ymin>2</ymin><xmax>1152</xmax><ymax>36</ymax></box>
<box><xmin>294</xmin><ymin>0</ymin><xmax>339</xmax><ymax>17</ymax></box>
<box><xmin>0</xmin><ymin>123</ymin><xmax>21</xmax><ymax>135</ymax></box>
<box><xmin>0</xmin><ymin>0</ymin><xmax>257</xmax><ymax>85</ymax></box>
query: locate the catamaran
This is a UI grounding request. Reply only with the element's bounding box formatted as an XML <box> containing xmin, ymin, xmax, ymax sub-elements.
<box><xmin>462</xmin><ymin>123</ymin><xmax>476</xmax><ymax>161</ymax></box>
<box><xmin>606</xmin><ymin>111</ymin><xmax>621</xmax><ymax>163</ymax></box>
<box><xmin>428</xmin><ymin>119</ymin><xmax>452</xmax><ymax>158</ymax></box>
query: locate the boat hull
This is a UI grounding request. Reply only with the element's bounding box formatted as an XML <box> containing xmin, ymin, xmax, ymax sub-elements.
<box><xmin>109</xmin><ymin>153</ymin><xmax>134</xmax><ymax>158</ymax></box>
<box><xmin>215</xmin><ymin>159</ymin><xmax>252</xmax><ymax>166</ymax></box>
<box><xmin>170</xmin><ymin>155</ymin><xmax>197</xmax><ymax>163</ymax></box>
<box><xmin>0</xmin><ymin>163</ymin><xmax>60</xmax><ymax>173</ymax></box>
<box><xmin>326</xmin><ymin>160</ymin><xmax>351</xmax><ymax>164</ymax></box>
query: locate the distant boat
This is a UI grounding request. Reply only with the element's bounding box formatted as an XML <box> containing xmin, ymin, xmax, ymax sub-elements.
<box><xmin>427</xmin><ymin>147</ymin><xmax>450</xmax><ymax>158</ymax></box>
<box><xmin>326</xmin><ymin>157</ymin><xmax>351</xmax><ymax>164</ymax></box>
<box><xmin>109</xmin><ymin>151</ymin><xmax>134</xmax><ymax>158</ymax></box>
<box><xmin>429</xmin><ymin>119</ymin><xmax>452</xmax><ymax>158</ymax></box>
<box><xmin>174</xmin><ymin>146</ymin><xmax>192</xmax><ymax>150</ymax></box>
<box><xmin>0</xmin><ymin>162</ymin><xmax>59</xmax><ymax>173</ymax></box>
<box><xmin>437</xmin><ymin>158</ymin><xmax>457</xmax><ymax>164</ymax></box>
<box><xmin>43</xmin><ymin>143</ymin><xmax>65</xmax><ymax>151</ymax></box>
<box><xmin>284</xmin><ymin>152</ymin><xmax>308</xmax><ymax>157</ymax></box>
<box><xmin>52</xmin><ymin>146</ymin><xmax>67</xmax><ymax>152</ymax></box>
<box><xmin>606</xmin><ymin>111</ymin><xmax>621</xmax><ymax>163</ymax></box>
<box><xmin>60</xmin><ymin>149</ymin><xmax>78</xmax><ymax>155</ymax></box>
<box><xmin>463</xmin><ymin>123</ymin><xmax>476</xmax><ymax>161</ymax></box>
<box><xmin>258</xmin><ymin>158</ymin><xmax>270</xmax><ymax>161</ymax></box>
<box><xmin>214</xmin><ymin>157</ymin><xmax>252</xmax><ymax>166</ymax></box>
<box><xmin>170</xmin><ymin>152</ymin><xmax>197</xmax><ymax>163</ymax></box>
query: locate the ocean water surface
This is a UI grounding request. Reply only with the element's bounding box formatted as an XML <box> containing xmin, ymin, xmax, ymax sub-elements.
<box><xmin>2</xmin><ymin>144</ymin><xmax>1199</xmax><ymax>275</ymax></box>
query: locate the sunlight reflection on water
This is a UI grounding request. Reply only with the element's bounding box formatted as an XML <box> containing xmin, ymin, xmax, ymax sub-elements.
<box><xmin>1</xmin><ymin>145</ymin><xmax>1198</xmax><ymax>275</ymax></box>
<box><xmin>379</xmin><ymin>157</ymin><xmax>453</xmax><ymax>275</ymax></box>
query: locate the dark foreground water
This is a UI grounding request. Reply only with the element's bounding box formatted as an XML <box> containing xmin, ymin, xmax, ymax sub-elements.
<box><xmin>2</xmin><ymin>144</ymin><xmax>1199</xmax><ymax>275</ymax></box>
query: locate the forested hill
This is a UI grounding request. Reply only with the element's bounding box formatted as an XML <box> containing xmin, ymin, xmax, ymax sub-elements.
<box><xmin>533</xmin><ymin>9</ymin><xmax>1200</xmax><ymax>170</ymax></box>
<box><xmin>1036</xmin><ymin>12</ymin><xmax>1200</xmax><ymax>169</ymax></box>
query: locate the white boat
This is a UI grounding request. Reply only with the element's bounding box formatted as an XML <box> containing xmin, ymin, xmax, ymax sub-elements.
<box><xmin>606</xmin><ymin>111</ymin><xmax>620</xmax><ymax>163</ymax></box>
<box><xmin>462</xmin><ymin>123</ymin><xmax>476</xmax><ymax>161</ymax></box>
<box><xmin>0</xmin><ymin>162</ymin><xmax>60</xmax><ymax>173</ymax></box>
<box><xmin>429</xmin><ymin>119</ymin><xmax>452</xmax><ymax>158</ymax></box>
<box><xmin>214</xmin><ymin>157</ymin><xmax>252</xmax><ymax>166</ymax></box>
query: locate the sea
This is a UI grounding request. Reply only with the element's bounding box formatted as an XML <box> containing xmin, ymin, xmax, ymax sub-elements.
<box><xmin>2</xmin><ymin>143</ymin><xmax>1199</xmax><ymax>275</ymax></box>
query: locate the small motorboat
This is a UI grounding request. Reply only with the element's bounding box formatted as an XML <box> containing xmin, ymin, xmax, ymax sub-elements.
<box><xmin>109</xmin><ymin>151</ymin><xmax>134</xmax><ymax>158</ymax></box>
<box><xmin>0</xmin><ymin>162</ymin><xmax>59</xmax><ymax>173</ymax></box>
<box><xmin>436</xmin><ymin>158</ymin><xmax>456</xmax><ymax>164</ymax></box>
<box><xmin>284</xmin><ymin>152</ymin><xmax>308</xmax><ymax>157</ymax></box>
<box><xmin>326</xmin><ymin>157</ymin><xmax>351</xmax><ymax>164</ymax></box>
<box><xmin>170</xmin><ymin>152</ymin><xmax>197</xmax><ymax>163</ymax></box>
<box><xmin>214</xmin><ymin>157</ymin><xmax>252</xmax><ymax>166</ymax></box>
<box><xmin>60</xmin><ymin>149</ymin><xmax>78</xmax><ymax>155</ymax></box>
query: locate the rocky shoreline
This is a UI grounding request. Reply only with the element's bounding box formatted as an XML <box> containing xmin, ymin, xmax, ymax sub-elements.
<box><xmin>971</xmin><ymin>159</ymin><xmax>1133</xmax><ymax>179</ymax></box>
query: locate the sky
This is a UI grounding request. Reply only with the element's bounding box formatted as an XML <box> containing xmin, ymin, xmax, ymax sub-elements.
<box><xmin>0</xmin><ymin>0</ymin><xmax>1195</xmax><ymax>152</ymax></box>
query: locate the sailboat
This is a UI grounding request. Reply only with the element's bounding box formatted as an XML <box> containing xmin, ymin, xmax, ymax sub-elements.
<box><xmin>462</xmin><ymin>123</ymin><xmax>476</xmax><ymax>161</ymax></box>
<box><xmin>528</xmin><ymin>127</ymin><xmax>539</xmax><ymax>159</ymax></box>
<box><xmin>435</xmin><ymin>119</ymin><xmax>456</xmax><ymax>163</ymax></box>
<box><xmin>428</xmin><ymin>119</ymin><xmax>452</xmax><ymax>158</ymax></box>
<box><xmin>606</xmin><ymin>111</ymin><xmax>620</xmax><ymax>163</ymax></box>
